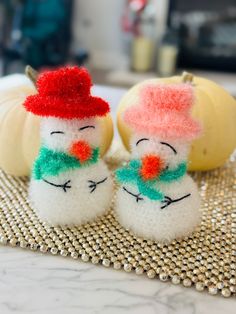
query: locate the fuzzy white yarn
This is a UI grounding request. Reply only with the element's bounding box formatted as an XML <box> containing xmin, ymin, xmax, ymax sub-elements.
<box><xmin>29</xmin><ymin>161</ymin><xmax>113</xmax><ymax>226</ymax></box>
<box><xmin>29</xmin><ymin>117</ymin><xmax>113</xmax><ymax>226</ymax></box>
<box><xmin>41</xmin><ymin>117</ymin><xmax>101</xmax><ymax>151</ymax></box>
<box><xmin>115</xmin><ymin>175</ymin><xmax>201</xmax><ymax>243</ymax></box>
<box><xmin>115</xmin><ymin>134</ymin><xmax>201</xmax><ymax>243</ymax></box>
<box><xmin>131</xmin><ymin>134</ymin><xmax>190</xmax><ymax>169</ymax></box>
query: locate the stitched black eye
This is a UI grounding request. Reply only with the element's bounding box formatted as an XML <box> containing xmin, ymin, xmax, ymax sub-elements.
<box><xmin>136</xmin><ymin>138</ymin><xmax>149</xmax><ymax>146</ymax></box>
<box><xmin>160</xmin><ymin>142</ymin><xmax>177</xmax><ymax>154</ymax></box>
<box><xmin>50</xmin><ymin>131</ymin><xmax>65</xmax><ymax>135</ymax></box>
<box><xmin>79</xmin><ymin>125</ymin><xmax>95</xmax><ymax>131</ymax></box>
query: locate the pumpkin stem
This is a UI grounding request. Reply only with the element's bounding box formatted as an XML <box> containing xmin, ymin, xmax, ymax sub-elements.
<box><xmin>25</xmin><ymin>65</ymin><xmax>38</xmax><ymax>87</ymax></box>
<box><xmin>182</xmin><ymin>71</ymin><xmax>194</xmax><ymax>84</ymax></box>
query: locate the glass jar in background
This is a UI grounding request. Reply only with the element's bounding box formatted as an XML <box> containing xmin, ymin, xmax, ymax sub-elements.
<box><xmin>131</xmin><ymin>36</ymin><xmax>154</xmax><ymax>72</ymax></box>
<box><xmin>157</xmin><ymin>29</ymin><xmax>179</xmax><ymax>77</ymax></box>
<box><xmin>129</xmin><ymin>1</ymin><xmax>156</xmax><ymax>72</ymax></box>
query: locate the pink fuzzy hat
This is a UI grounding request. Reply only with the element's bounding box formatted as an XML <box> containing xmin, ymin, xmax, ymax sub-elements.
<box><xmin>123</xmin><ymin>83</ymin><xmax>202</xmax><ymax>141</ymax></box>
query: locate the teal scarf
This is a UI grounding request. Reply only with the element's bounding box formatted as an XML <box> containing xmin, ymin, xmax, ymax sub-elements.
<box><xmin>33</xmin><ymin>146</ymin><xmax>100</xmax><ymax>180</ymax></box>
<box><xmin>115</xmin><ymin>159</ymin><xmax>187</xmax><ymax>201</ymax></box>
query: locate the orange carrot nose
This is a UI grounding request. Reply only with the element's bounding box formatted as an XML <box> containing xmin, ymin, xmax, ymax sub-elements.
<box><xmin>140</xmin><ymin>155</ymin><xmax>164</xmax><ymax>181</ymax></box>
<box><xmin>69</xmin><ymin>140</ymin><xmax>92</xmax><ymax>163</ymax></box>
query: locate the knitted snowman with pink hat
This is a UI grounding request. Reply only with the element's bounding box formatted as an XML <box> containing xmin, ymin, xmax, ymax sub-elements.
<box><xmin>115</xmin><ymin>83</ymin><xmax>202</xmax><ymax>243</ymax></box>
<box><xmin>24</xmin><ymin>66</ymin><xmax>113</xmax><ymax>226</ymax></box>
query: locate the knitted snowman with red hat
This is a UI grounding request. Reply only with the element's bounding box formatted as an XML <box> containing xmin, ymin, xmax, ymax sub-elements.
<box><xmin>115</xmin><ymin>83</ymin><xmax>202</xmax><ymax>243</ymax></box>
<box><xmin>24</xmin><ymin>66</ymin><xmax>113</xmax><ymax>226</ymax></box>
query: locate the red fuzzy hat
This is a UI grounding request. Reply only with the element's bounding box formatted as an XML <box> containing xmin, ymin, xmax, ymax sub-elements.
<box><xmin>24</xmin><ymin>66</ymin><xmax>110</xmax><ymax>119</ymax></box>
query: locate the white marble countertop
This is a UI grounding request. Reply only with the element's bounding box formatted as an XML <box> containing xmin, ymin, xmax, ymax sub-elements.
<box><xmin>0</xmin><ymin>83</ymin><xmax>235</xmax><ymax>313</ymax></box>
<box><xmin>0</xmin><ymin>246</ymin><xmax>234</xmax><ymax>314</ymax></box>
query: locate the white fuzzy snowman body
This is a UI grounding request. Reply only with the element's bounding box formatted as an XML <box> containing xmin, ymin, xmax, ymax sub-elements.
<box><xmin>30</xmin><ymin>162</ymin><xmax>112</xmax><ymax>226</ymax></box>
<box><xmin>29</xmin><ymin>117</ymin><xmax>113</xmax><ymax>226</ymax></box>
<box><xmin>115</xmin><ymin>134</ymin><xmax>201</xmax><ymax>243</ymax></box>
<box><xmin>116</xmin><ymin>175</ymin><xmax>200</xmax><ymax>243</ymax></box>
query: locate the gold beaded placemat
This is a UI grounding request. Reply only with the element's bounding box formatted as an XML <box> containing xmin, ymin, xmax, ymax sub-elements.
<box><xmin>0</xmin><ymin>152</ymin><xmax>235</xmax><ymax>298</ymax></box>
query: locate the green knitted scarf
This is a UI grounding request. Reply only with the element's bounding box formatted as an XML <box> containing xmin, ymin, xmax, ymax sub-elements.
<box><xmin>115</xmin><ymin>159</ymin><xmax>187</xmax><ymax>201</ymax></box>
<box><xmin>33</xmin><ymin>146</ymin><xmax>100</xmax><ymax>180</ymax></box>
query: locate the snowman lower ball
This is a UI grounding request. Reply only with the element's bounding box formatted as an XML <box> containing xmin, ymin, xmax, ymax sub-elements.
<box><xmin>115</xmin><ymin>83</ymin><xmax>202</xmax><ymax>243</ymax></box>
<box><xmin>23</xmin><ymin>67</ymin><xmax>113</xmax><ymax>226</ymax></box>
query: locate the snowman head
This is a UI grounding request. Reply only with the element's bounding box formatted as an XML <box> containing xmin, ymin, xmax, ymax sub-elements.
<box><xmin>23</xmin><ymin>66</ymin><xmax>110</xmax><ymax>161</ymax></box>
<box><xmin>41</xmin><ymin>116</ymin><xmax>101</xmax><ymax>153</ymax></box>
<box><xmin>131</xmin><ymin>133</ymin><xmax>190</xmax><ymax>170</ymax></box>
<box><xmin>124</xmin><ymin>83</ymin><xmax>202</xmax><ymax>172</ymax></box>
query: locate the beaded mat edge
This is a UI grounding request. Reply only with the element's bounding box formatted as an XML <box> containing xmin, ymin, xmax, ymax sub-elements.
<box><xmin>0</xmin><ymin>151</ymin><xmax>235</xmax><ymax>298</ymax></box>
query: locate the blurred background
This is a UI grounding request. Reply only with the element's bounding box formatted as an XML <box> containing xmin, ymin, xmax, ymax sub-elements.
<box><xmin>0</xmin><ymin>0</ymin><xmax>236</xmax><ymax>94</ymax></box>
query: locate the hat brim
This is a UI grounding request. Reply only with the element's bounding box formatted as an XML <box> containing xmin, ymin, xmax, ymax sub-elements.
<box><xmin>124</xmin><ymin>107</ymin><xmax>202</xmax><ymax>141</ymax></box>
<box><xmin>24</xmin><ymin>94</ymin><xmax>110</xmax><ymax>119</ymax></box>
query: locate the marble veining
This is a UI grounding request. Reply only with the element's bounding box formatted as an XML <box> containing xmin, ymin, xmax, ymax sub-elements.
<box><xmin>0</xmin><ymin>246</ymin><xmax>234</xmax><ymax>314</ymax></box>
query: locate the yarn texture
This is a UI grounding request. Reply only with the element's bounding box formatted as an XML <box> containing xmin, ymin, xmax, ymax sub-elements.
<box><xmin>30</xmin><ymin>161</ymin><xmax>113</xmax><ymax>226</ymax></box>
<box><xmin>24</xmin><ymin>67</ymin><xmax>110</xmax><ymax>119</ymax></box>
<box><xmin>140</xmin><ymin>155</ymin><xmax>164</xmax><ymax>180</ymax></box>
<box><xmin>33</xmin><ymin>146</ymin><xmax>100</xmax><ymax>180</ymax></box>
<box><xmin>115</xmin><ymin>83</ymin><xmax>202</xmax><ymax>243</ymax></box>
<box><xmin>116</xmin><ymin>159</ymin><xmax>187</xmax><ymax>201</ymax></box>
<box><xmin>123</xmin><ymin>83</ymin><xmax>202</xmax><ymax>140</ymax></box>
<box><xmin>115</xmin><ymin>175</ymin><xmax>201</xmax><ymax>243</ymax></box>
<box><xmin>23</xmin><ymin>66</ymin><xmax>113</xmax><ymax>226</ymax></box>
